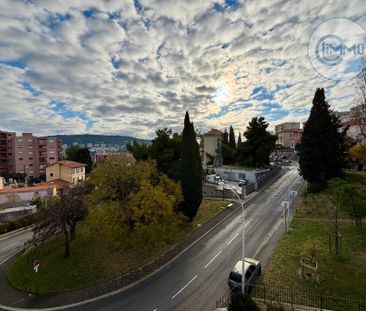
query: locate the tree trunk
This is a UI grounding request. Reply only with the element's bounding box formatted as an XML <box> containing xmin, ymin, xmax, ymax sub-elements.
<box><xmin>70</xmin><ymin>224</ymin><xmax>76</xmax><ymax>241</ymax></box>
<box><xmin>63</xmin><ymin>225</ymin><xmax>70</xmax><ymax>258</ymax></box>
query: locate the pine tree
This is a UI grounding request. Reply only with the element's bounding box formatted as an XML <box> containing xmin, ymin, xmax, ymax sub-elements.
<box><xmin>229</xmin><ymin>125</ymin><xmax>236</xmax><ymax>149</ymax></box>
<box><xmin>237</xmin><ymin>117</ymin><xmax>276</xmax><ymax>167</ymax></box>
<box><xmin>180</xmin><ymin>111</ymin><xmax>203</xmax><ymax>221</ymax></box>
<box><xmin>299</xmin><ymin>88</ymin><xmax>347</xmax><ymax>191</ymax></box>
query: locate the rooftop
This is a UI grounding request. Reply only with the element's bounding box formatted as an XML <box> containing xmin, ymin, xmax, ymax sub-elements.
<box><xmin>204</xmin><ymin>129</ymin><xmax>223</xmax><ymax>136</ymax></box>
<box><xmin>0</xmin><ymin>179</ymin><xmax>71</xmax><ymax>194</ymax></box>
<box><xmin>48</xmin><ymin>160</ymin><xmax>87</xmax><ymax>168</ymax></box>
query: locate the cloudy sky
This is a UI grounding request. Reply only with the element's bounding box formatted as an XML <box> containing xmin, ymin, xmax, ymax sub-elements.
<box><xmin>0</xmin><ymin>0</ymin><xmax>365</xmax><ymax>138</ymax></box>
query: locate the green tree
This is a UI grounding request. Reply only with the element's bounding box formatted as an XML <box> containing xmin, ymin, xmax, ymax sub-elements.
<box><xmin>33</xmin><ymin>184</ymin><xmax>90</xmax><ymax>258</ymax></box>
<box><xmin>228</xmin><ymin>292</ymin><xmax>258</xmax><ymax>311</ymax></box>
<box><xmin>180</xmin><ymin>111</ymin><xmax>203</xmax><ymax>221</ymax></box>
<box><xmin>229</xmin><ymin>125</ymin><xmax>236</xmax><ymax>149</ymax></box>
<box><xmin>299</xmin><ymin>88</ymin><xmax>347</xmax><ymax>191</ymax></box>
<box><xmin>66</xmin><ymin>145</ymin><xmax>93</xmax><ymax>174</ymax></box>
<box><xmin>85</xmin><ymin>155</ymin><xmax>182</xmax><ymax>248</ymax></box>
<box><xmin>126</xmin><ymin>140</ymin><xmax>150</xmax><ymax>161</ymax></box>
<box><xmin>127</xmin><ymin>128</ymin><xmax>181</xmax><ymax>181</ymax></box>
<box><xmin>349</xmin><ymin>144</ymin><xmax>366</xmax><ymax>171</ymax></box>
<box><xmin>237</xmin><ymin>117</ymin><xmax>277</xmax><ymax>167</ymax></box>
<box><xmin>223</xmin><ymin>128</ymin><xmax>229</xmax><ymax>145</ymax></box>
<box><xmin>237</xmin><ymin>132</ymin><xmax>242</xmax><ymax>145</ymax></box>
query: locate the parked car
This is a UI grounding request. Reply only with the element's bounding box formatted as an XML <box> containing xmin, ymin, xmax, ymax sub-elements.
<box><xmin>238</xmin><ymin>179</ymin><xmax>248</xmax><ymax>187</ymax></box>
<box><xmin>228</xmin><ymin>257</ymin><xmax>261</xmax><ymax>293</ymax></box>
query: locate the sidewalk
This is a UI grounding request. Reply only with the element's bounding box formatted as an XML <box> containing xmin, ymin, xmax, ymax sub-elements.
<box><xmin>0</xmin><ymin>169</ymin><xmax>285</xmax><ymax>310</ymax></box>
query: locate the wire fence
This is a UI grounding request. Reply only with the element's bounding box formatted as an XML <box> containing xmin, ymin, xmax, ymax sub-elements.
<box><xmin>216</xmin><ymin>284</ymin><xmax>366</xmax><ymax>311</ymax></box>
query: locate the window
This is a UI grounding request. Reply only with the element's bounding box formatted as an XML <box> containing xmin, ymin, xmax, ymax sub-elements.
<box><xmin>28</xmin><ymin>145</ymin><xmax>33</xmax><ymax>149</ymax></box>
<box><xmin>239</xmin><ymin>173</ymin><xmax>246</xmax><ymax>179</ymax></box>
<box><xmin>49</xmin><ymin>157</ymin><xmax>55</xmax><ymax>160</ymax></box>
<box><xmin>29</xmin><ymin>164</ymin><xmax>33</xmax><ymax>167</ymax></box>
<box><xmin>50</xmin><ymin>173</ymin><xmax>53</xmax><ymax>177</ymax></box>
<box><xmin>19</xmin><ymin>157</ymin><xmax>23</xmax><ymax>161</ymax></box>
<box><xmin>29</xmin><ymin>157</ymin><xmax>33</xmax><ymax>160</ymax></box>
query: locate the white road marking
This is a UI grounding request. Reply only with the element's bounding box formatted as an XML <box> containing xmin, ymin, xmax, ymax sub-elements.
<box><xmin>152</xmin><ymin>308</ymin><xmax>158</xmax><ymax>311</ymax></box>
<box><xmin>226</xmin><ymin>232</ymin><xmax>239</xmax><ymax>246</ymax></box>
<box><xmin>225</xmin><ymin>218</ymin><xmax>252</xmax><ymax>247</ymax></box>
<box><xmin>171</xmin><ymin>275</ymin><xmax>198</xmax><ymax>299</ymax></box>
<box><xmin>204</xmin><ymin>250</ymin><xmax>222</xmax><ymax>269</ymax></box>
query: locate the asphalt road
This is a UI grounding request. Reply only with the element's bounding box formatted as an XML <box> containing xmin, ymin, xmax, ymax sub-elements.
<box><xmin>72</xmin><ymin>167</ymin><xmax>302</xmax><ymax>311</ymax></box>
<box><xmin>0</xmin><ymin>229</ymin><xmax>33</xmax><ymax>266</ymax></box>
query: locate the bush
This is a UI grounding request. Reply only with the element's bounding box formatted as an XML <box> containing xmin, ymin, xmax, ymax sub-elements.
<box><xmin>228</xmin><ymin>292</ymin><xmax>258</xmax><ymax>311</ymax></box>
<box><xmin>267</xmin><ymin>303</ymin><xmax>285</xmax><ymax>311</ymax></box>
<box><xmin>0</xmin><ymin>214</ymin><xmax>35</xmax><ymax>235</ymax></box>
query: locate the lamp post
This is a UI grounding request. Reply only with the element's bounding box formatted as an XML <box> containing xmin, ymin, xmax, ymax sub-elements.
<box><xmin>224</xmin><ymin>184</ymin><xmax>246</xmax><ymax>294</ymax></box>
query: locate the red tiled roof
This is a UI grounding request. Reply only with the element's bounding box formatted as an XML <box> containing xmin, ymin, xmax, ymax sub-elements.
<box><xmin>0</xmin><ymin>179</ymin><xmax>70</xmax><ymax>194</ymax></box>
<box><xmin>204</xmin><ymin>129</ymin><xmax>223</xmax><ymax>136</ymax></box>
<box><xmin>47</xmin><ymin>160</ymin><xmax>87</xmax><ymax>168</ymax></box>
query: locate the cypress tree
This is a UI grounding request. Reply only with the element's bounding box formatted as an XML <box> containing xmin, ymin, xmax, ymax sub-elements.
<box><xmin>237</xmin><ymin>132</ymin><xmax>242</xmax><ymax>145</ymax></box>
<box><xmin>223</xmin><ymin>129</ymin><xmax>229</xmax><ymax>145</ymax></box>
<box><xmin>229</xmin><ymin>125</ymin><xmax>236</xmax><ymax>149</ymax></box>
<box><xmin>180</xmin><ymin>111</ymin><xmax>203</xmax><ymax>221</ymax></box>
<box><xmin>299</xmin><ymin>88</ymin><xmax>347</xmax><ymax>191</ymax></box>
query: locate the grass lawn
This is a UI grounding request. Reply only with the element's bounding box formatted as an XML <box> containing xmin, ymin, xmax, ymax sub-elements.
<box><xmin>7</xmin><ymin>199</ymin><xmax>229</xmax><ymax>293</ymax></box>
<box><xmin>261</xmin><ymin>172</ymin><xmax>366</xmax><ymax>300</ymax></box>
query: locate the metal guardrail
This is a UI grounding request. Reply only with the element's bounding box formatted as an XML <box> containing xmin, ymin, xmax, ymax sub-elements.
<box><xmin>216</xmin><ymin>284</ymin><xmax>366</xmax><ymax>311</ymax></box>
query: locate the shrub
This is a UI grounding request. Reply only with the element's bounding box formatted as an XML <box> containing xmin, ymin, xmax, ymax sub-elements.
<box><xmin>0</xmin><ymin>214</ymin><xmax>35</xmax><ymax>235</ymax></box>
<box><xmin>228</xmin><ymin>292</ymin><xmax>259</xmax><ymax>311</ymax></box>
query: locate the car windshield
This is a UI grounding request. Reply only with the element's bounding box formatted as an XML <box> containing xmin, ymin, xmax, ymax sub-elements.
<box><xmin>229</xmin><ymin>272</ymin><xmax>242</xmax><ymax>283</ymax></box>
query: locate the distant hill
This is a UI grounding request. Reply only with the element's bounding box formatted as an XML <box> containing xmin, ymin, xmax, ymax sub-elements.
<box><xmin>55</xmin><ymin>134</ymin><xmax>151</xmax><ymax>146</ymax></box>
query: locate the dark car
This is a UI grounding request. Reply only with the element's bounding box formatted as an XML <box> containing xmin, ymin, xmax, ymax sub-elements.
<box><xmin>228</xmin><ymin>257</ymin><xmax>261</xmax><ymax>293</ymax></box>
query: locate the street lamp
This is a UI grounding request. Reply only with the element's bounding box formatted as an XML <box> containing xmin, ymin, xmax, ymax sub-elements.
<box><xmin>220</xmin><ymin>182</ymin><xmax>246</xmax><ymax>294</ymax></box>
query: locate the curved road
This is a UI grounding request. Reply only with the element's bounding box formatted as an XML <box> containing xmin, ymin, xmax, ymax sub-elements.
<box><xmin>73</xmin><ymin>167</ymin><xmax>301</xmax><ymax>311</ymax></box>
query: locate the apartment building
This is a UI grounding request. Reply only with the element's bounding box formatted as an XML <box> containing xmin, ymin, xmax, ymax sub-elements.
<box><xmin>275</xmin><ymin>122</ymin><xmax>301</xmax><ymax>135</ymax></box>
<box><xmin>0</xmin><ymin>131</ymin><xmax>16</xmax><ymax>176</ymax></box>
<box><xmin>201</xmin><ymin>129</ymin><xmax>223</xmax><ymax>167</ymax></box>
<box><xmin>337</xmin><ymin>108</ymin><xmax>366</xmax><ymax>143</ymax></box>
<box><xmin>0</xmin><ymin>130</ymin><xmax>61</xmax><ymax>178</ymax></box>
<box><xmin>46</xmin><ymin>161</ymin><xmax>86</xmax><ymax>184</ymax></box>
<box><xmin>276</xmin><ymin>129</ymin><xmax>303</xmax><ymax>149</ymax></box>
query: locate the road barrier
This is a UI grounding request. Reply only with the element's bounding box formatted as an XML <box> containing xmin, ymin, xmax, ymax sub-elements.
<box><xmin>216</xmin><ymin>284</ymin><xmax>366</xmax><ymax>311</ymax></box>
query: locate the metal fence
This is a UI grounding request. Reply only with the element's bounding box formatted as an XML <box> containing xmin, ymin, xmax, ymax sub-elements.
<box><xmin>216</xmin><ymin>284</ymin><xmax>366</xmax><ymax>311</ymax></box>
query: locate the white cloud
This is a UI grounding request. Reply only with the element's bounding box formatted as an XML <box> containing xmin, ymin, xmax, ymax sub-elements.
<box><xmin>0</xmin><ymin>0</ymin><xmax>365</xmax><ymax>138</ymax></box>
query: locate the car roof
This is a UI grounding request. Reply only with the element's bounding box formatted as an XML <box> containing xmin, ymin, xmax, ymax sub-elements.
<box><xmin>232</xmin><ymin>258</ymin><xmax>260</xmax><ymax>275</ymax></box>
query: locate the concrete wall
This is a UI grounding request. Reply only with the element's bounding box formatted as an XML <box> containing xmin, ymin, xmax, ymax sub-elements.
<box><xmin>215</xmin><ymin>167</ymin><xmax>270</xmax><ymax>183</ymax></box>
<box><xmin>0</xmin><ymin>188</ymin><xmax>51</xmax><ymax>208</ymax></box>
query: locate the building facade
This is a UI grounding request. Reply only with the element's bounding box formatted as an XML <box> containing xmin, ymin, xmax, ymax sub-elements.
<box><xmin>337</xmin><ymin>108</ymin><xmax>366</xmax><ymax>143</ymax></box>
<box><xmin>276</xmin><ymin>129</ymin><xmax>303</xmax><ymax>149</ymax></box>
<box><xmin>275</xmin><ymin>122</ymin><xmax>301</xmax><ymax>135</ymax></box>
<box><xmin>46</xmin><ymin>160</ymin><xmax>86</xmax><ymax>184</ymax></box>
<box><xmin>0</xmin><ymin>131</ymin><xmax>61</xmax><ymax>178</ymax></box>
<box><xmin>275</xmin><ymin>122</ymin><xmax>302</xmax><ymax>149</ymax></box>
<box><xmin>0</xmin><ymin>131</ymin><xmax>16</xmax><ymax>176</ymax></box>
<box><xmin>201</xmin><ymin>129</ymin><xmax>223</xmax><ymax>167</ymax></box>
